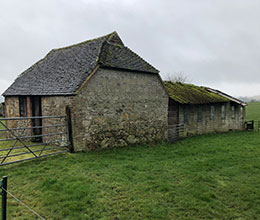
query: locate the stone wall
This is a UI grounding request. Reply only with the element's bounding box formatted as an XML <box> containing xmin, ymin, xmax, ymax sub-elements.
<box><xmin>5</xmin><ymin>97</ymin><xmax>19</xmax><ymax>118</ymax></box>
<box><xmin>72</xmin><ymin>68</ymin><xmax>169</xmax><ymax>151</ymax></box>
<box><xmin>0</xmin><ymin>103</ymin><xmax>5</xmax><ymax>117</ymax></box>
<box><xmin>177</xmin><ymin>102</ymin><xmax>245</xmax><ymax>137</ymax></box>
<box><xmin>41</xmin><ymin>96</ymin><xmax>74</xmax><ymax>145</ymax></box>
<box><xmin>4</xmin><ymin>96</ymin><xmax>32</xmax><ymax>138</ymax></box>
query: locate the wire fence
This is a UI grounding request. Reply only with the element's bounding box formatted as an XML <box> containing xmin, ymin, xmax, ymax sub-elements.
<box><xmin>1</xmin><ymin>176</ymin><xmax>46</xmax><ymax>220</ymax></box>
<box><xmin>1</xmin><ymin>188</ymin><xmax>46</xmax><ymax>220</ymax></box>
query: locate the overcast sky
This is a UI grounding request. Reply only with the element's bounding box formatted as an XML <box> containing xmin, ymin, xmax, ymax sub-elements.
<box><xmin>1</xmin><ymin>0</ymin><xmax>260</xmax><ymax>102</ymax></box>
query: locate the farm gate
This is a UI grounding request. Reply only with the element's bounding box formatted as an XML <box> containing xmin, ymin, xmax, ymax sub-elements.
<box><xmin>0</xmin><ymin>114</ymin><xmax>73</xmax><ymax>166</ymax></box>
<box><xmin>168</xmin><ymin>123</ymin><xmax>185</xmax><ymax>142</ymax></box>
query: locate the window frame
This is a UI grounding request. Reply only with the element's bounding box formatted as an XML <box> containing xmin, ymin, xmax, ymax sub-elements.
<box><xmin>210</xmin><ymin>105</ymin><xmax>215</xmax><ymax>120</ymax></box>
<box><xmin>231</xmin><ymin>106</ymin><xmax>235</xmax><ymax>119</ymax></box>
<box><xmin>221</xmin><ymin>105</ymin><xmax>226</xmax><ymax>120</ymax></box>
<box><xmin>184</xmin><ymin>106</ymin><xmax>188</xmax><ymax>123</ymax></box>
<box><xmin>197</xmin><ymin>106</ymin><xmax>202</xmax><ymax>122</ymax></box>
<box><xmin>240</xmin><ymin>106</ymin><xmax>244</xmax><ymax>120</ymax></box>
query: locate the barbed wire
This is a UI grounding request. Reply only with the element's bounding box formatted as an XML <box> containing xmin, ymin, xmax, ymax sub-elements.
<box><xmin>1</xmin><ymin>187</ymin><xmax>46</xmax><ymax>220</ymax></box>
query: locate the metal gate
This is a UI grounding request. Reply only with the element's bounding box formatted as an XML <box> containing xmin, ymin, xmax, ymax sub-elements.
<box><xmin>0</xmin><ymin>115</ymin><xmax>73</xmax><ymax>166</ymax></box>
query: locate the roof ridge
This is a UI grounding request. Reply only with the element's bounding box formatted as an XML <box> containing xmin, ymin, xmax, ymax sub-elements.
<box><xmin>103</xmin><ymin>40</ymin><xmax>124</xmax><ymax>47</ymax></box>
<box><xmin>166</xmin><ymin>81</ymin><xmax>196</xmax><ymax>87</ymax></box>
<box><xmin>12</xmin><ymin>32</ymin><xmax>117</xmax><ymax>81</ymax></box>
<box><xmin>107</xmin><ymin>31</ymin><xmax>118</xmax><ymax>41</ymax></box>
<box><xmin>52</xmin><ymin>31</ymin><xmax>116</xmax><ymax>52</ymax></box>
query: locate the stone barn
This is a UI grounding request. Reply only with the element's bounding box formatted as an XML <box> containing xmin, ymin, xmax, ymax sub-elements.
<box><xmin>164</xmin><ymin>82</ymin><xmax>247</xmax><ymax>141</ymax></box>
<box><xmin>3</xmin><ymin>32</ymin><xmax>169</xmax><ymax>151</ymax></box>
<box><xmin>0</xmin><ymin>102</ymin><xmax>5</xmax><ymax>117</ymax></box>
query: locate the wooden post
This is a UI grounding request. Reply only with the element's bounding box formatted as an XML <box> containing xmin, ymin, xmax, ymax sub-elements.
<box><xmin>66</xmin><ymin>107</ymin><xmax>74</xmax><ymax>153</ymax></box>
<box><xmin>1</xmin><ymin>176</ymin><xmax>7</xmax><ymax>220</ymax></box>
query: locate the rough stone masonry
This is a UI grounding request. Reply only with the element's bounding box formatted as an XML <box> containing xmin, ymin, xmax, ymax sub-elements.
<box><xmin>68</xmin><ymin>68</ymin><xmax>168</xmax><ymax>151</ymax></box>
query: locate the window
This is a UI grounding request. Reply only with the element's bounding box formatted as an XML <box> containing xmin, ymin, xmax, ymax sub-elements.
<box><xmin>231</xmin><ymin>106</ymin><xmax>235</xmax><ymax>119</ymax></box>
<box><xmin>184</xmin><ymin>106</ymin><xmax>188</xmax><ymax>123</ymax></box>
<box><xmin>210</xmin><ymin>105</ymin><xmax>215</xmax><ymax>120</ymax></box>
<box><xmin>197</xmin><ymin>107</ymin><xmax>202</xmax><ymax>122</ymax></box>
<box><xmin>240</xmin><ymin>106</ymin><xmax>244</xmax><ymax>119</ymax></box>
<box><xmin>19</xmin><ymin>96</ymin><xmax>27</xmax><ymax>117</ymax></box>
<box><xmin>221</xmin><ymin>105</ymin><xmax>226</xmax><ymax>120</ymax></box>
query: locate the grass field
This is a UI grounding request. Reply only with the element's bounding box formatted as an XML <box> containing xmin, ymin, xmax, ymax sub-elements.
<box><xmin>246</xmin><ymin>102</ymin><xmax>260</xmax><ymax>121</ymax></box>
<box><xmin>246</xmin><ymin>102</ymin><xmax>260</xmax><ymax>129</ymax></box>
<box><xmin>0</xmin><ymin>103</ymin><xmax>259</xmax><ymax>219</ymax></box>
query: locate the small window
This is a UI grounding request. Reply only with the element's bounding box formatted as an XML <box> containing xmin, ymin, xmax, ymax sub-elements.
<box><xmin>240</xmin><ymin>106</ymin><xmax>244</xmax><ymax>119</ymax></box>
<box><xmin>197</xmin><ymin>107</ymin><xmax>202</xmax><ymax>122</ymax></box>
<box><xmin>231</xmin><ymin>106</ymin><xmax>235</xmax><ymax>119</ymax></box>
<box><xmin>210</xmin><ymin>105</ymin><xmax>215</xmax><ymax>120</ymax></box>
<box><xmin>19</xmin><ymin>96</ymin><xmax>27</xmax><ymax>117</ymax></box>
<box><xmin>184</xmin><ymin>106</ymin><xmax>188</xmax><ymax>123</ymax></box>
<box><xmin>221</xmin><ymin>105</ymin><xmax>226</xmax><ymax>120</ymax></box>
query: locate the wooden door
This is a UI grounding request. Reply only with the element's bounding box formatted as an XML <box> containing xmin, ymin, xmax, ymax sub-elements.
<box><xmin>168</xmin><ymin>99</ymin><xmax>179</xmax><ymax>125</ymax></box>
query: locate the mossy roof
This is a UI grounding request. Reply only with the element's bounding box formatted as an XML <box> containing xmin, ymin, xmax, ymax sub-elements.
<box><xmin>164</xmin><ymin>81</ymin><xmax>230</xmax><ymax>104</ymax></box>
<box><xmin>3</xmin><ymin>32</ymin><xmax>159</xmax><ymax>96</ymax></box>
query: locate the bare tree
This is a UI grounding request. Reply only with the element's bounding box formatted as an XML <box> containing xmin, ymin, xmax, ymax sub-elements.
<box><xmin>166</xmin><ymin>72</ymin><xmax>189</xmax><ymax>83</ymax></box>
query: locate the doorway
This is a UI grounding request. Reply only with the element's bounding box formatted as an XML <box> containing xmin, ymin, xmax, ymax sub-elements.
<box><xmin>31</xmin><ymin>96</ymin><xmax>42</xmax><ymax>142</ymax></box>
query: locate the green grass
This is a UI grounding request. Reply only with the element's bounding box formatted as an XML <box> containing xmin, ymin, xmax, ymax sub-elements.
<box><xmin>1</xmin><ymin>131</ymin><xmax>260</xmax><ymax>219</ymax></box>
<box><xmin>0</xmin><ymin>120</ymin><xmax>3</xmax><ymax>129</ymax></box>
<box><xmin>246</xmin><ymin>102</ymin><xmax>260</xmax><ymax>129</ymax></box>
<box><xmin>1</xmin><ymin>103</ymin><xmax>260</xmax><ymax>219</ymax></box>
<box><xmin>246</xmin><ymin>102</ymin><xmax>260</xmax><ymax>122</ymax></box>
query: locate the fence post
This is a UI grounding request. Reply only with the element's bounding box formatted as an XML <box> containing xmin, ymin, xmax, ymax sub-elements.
<box><xmin>1</xmin><ymin>176</ymin><xmax>7</xmax><ymax>220</ymax></box>
<box><xmin>66</xmin><ymin>107</ymin><xmax>74</xmax><ymax>153</ymax></box>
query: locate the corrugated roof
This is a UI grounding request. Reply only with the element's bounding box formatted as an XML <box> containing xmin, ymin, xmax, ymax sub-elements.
<box><xmin>3</xmin><ymin>32</ymin><xmax>158</xmax><ymax>96</ymax></box>
<box><xmin>164</xmin><ymin>81</ymin><xmax>230</xmax><ymax>104</ymax></box>
<box><xmin>206</xmin><ymin>87</ymin><xmax>247</xmax><ymax>106</ymax></box>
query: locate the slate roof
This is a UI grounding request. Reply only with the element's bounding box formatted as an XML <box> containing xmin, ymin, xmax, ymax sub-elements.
<box><xmin>3</xmin><ymin>32</ymin><xmax>159</xmax><ymax>96</ymax></box>
<box><xmin>99</xmin><ymin>42</ymin><xmax>158</xmax><ymax>73</ymax></box>
<box><xmin>164</xmin><ymin>81</ymin><xmax>246</xmax><ymax>105</ymax></box>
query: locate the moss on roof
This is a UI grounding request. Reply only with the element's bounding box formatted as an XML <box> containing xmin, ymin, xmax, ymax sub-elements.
<box><xmin>164</xmin><ymin>81</ymin><xmax>229</xmax><ymax>104</ymax></box>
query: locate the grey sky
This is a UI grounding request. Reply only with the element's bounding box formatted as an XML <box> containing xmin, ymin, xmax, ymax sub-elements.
<box><xmin>1</xmin><ymin>0</ymin><xmax>260</xmax><ymax>102</ymax></box>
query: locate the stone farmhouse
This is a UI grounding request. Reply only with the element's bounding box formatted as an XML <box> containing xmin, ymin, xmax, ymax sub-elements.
<box><xmin>165</xmin><ymin>82</ymin><xmax>247</xmax><ymax>141</ymax></box>
<box><xmin>3</xmin><ymin>32</ymin><xmax>169</xmax><ymax>151</ymax></box>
